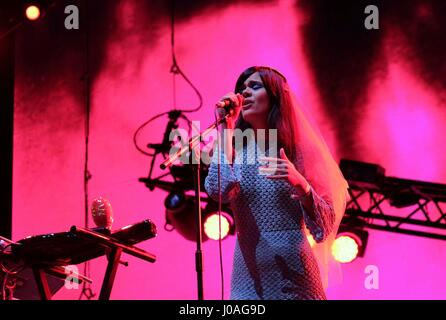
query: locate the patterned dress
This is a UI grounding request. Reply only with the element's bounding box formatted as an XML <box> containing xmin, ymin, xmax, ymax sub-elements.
<box><xmin>204</xmin><ymin>137</ymin><xmax>335</xmax><ymax>300</ymax></box>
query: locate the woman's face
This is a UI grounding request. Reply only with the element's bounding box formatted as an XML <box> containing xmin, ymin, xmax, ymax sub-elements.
<box><xmin>239</xmin><ymin>72</ymin><xmax>271</xmax><ymax>129</ymax></box>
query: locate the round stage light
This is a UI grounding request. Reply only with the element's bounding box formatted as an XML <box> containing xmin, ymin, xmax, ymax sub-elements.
<box><xmin>332</xmin><ymin>235</ymin><xmax>360</xmax><ymax>263</ymax></box>
<box><xmin>203</xmin><ymin>212</ymin><xmax>232</xmax><ymax>240</ymax></box>
<box><xmin>25</xmin><ymin>5</ymin><xmax>41</xmax><ymax>21</ymax></box>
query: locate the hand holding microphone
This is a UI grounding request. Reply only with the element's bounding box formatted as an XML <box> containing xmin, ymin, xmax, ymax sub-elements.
<box><xmin>215</xmin><ymin>93</ymin><xmax>244</xmax><ymax>126</ymax></box>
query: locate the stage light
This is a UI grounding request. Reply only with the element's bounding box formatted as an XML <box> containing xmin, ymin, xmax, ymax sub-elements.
<box><xmin>332</xmin><ymin>226</ymin><xmax>369</xmax><ymax>263</ymax></box>
<box><xmin>202</xmin><ymin>202</ymin><xmax>235</xmax><ymax>241</ymax></box>
<box><xmin>164</xmin><ymin>191</ymin><xmax>235</xmax><ymax>242</ymax></box>
<box><xmin>164</xmin><ymin>191</ymin><xmax>202</xmax><ymax>242</ymax></box>
<box><xmin>25</xmin><ymin>5</ymin><xmax>41</xmax><ymax>21</ymax></box>
<box><xmin>203</xmin><ymin>211</ymin><xmax>234</xmax><ymax>241</ymax></box>
<box><xmin>332</xmin><ymin>235</ymin><xmax>359</xmax><ymax>263</ymax></box>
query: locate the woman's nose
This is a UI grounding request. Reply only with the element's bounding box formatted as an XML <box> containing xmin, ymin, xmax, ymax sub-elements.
<box><xmin>242</xmin><ymin>88</ymin><xmax>251</xmax><ymax>98</ymax></box>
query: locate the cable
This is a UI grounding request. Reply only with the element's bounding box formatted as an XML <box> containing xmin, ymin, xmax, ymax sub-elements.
<box><xmin>79</xmin><ymin>0</ymin><xmax>94</xmax><ymax>300</ymax></box>
<box><xmin>133</xmin><ymin>111</ymin><xmax>170</xmax><ymax>156</ymax></box>
<box><xmin>214</xmin><ymin>111</ymin><xmax>225</xmax><ymax>300</ymax></box>
<box><xmin>132</xmin><ymin>107</ymin><xmax>202</xmax><ymax>161</ymax></box>
<box><xmin>169</xmin><ymin>0</ymin><xmax>203</xmax><ymax>114</ymax></box>
<box><xmin>133</xmin><ymin>0</ymin><xmax>205</xmax><ymax>159</ymax></box>
<box><xmin>170</xmin><ymin>55</ymin><xmax>203</xmax><ymax>113</ymax></box>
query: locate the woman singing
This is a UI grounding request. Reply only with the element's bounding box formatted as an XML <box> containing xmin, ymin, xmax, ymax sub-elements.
<box><xmin>205</xmin><ymin>66</ymin><xmax>349</xmax><ymax>300</ymax></box>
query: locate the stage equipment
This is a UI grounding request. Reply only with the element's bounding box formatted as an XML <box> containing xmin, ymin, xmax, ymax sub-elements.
<box><xmin>202</xmin><ymin>202</ymin><xmax>235</xmax><ymax>241</ymax></box>
<box><xmin>340</xmin><ymin>159</ymin><xmax>446</xmax><ymax>241</ymax></box>
<box><xmin>332</xmin><ymin>222</ymin><xmax>369</xmax><ymax>263</ymax></box>
<box><xmin>0</xmin><ymin>220</ymin><xmax>156</xmax><ymax>300</ymax></box>
<box><xmin>25</xmin><ymin>5</ymin><xmax>40</xmax><ymax>20</ymax></box>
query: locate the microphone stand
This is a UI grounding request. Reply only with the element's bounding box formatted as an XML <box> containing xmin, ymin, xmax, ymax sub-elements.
<box><xmin>160</xmin><ymin>113</ymin><xmax>231</xmax><ymax>301</ymax></box>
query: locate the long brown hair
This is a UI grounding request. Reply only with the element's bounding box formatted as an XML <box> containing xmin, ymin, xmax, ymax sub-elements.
<box><xmin>234</xmin><ymin>66</ymin><xmax>298</xmax><ymax>162</ymax></box>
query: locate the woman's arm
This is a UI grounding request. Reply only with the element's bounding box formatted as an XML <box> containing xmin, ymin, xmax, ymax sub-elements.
<box><xmin>204</xmin><ymin>128</ymin><xmax>240</xmax><ymax>204</ymax></box>
<box><xmin>259</xmin><ymin>148</ymin><xmax>336</xmax><ymax>242</ymax></box>
<box><xmin>298</xmin><ymin>187</ymin><xmax>336</xmax><ymax>243</ymax></box>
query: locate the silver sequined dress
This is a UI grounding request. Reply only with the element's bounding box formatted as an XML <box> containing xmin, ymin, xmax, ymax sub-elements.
<box><xmin>204</xmin><ymin>138</ymin><xmax>335</xmax><ymax>300</ymax></box>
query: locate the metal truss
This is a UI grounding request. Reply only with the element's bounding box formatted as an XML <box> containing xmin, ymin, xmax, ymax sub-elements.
<box><xmin>344</xmin><ymin>176</ymin><xmax>446</xmax><ymax>241</ymax></box>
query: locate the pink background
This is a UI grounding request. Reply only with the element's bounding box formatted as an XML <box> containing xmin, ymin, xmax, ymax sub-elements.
<box><xmin>11</xmin><ymin>0</ymin><xmax>446</xmax><ymax>299</ymax></box>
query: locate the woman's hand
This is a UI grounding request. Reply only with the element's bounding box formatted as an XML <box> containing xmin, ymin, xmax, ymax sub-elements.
<box><xmin>216</xmin><ymin>92</ymin><xmax>244</xmax><ymax>128</ymax></box>
<box><xmin>215</xmin><ymin>92</ymin><xmax>243</xmax><ymax>163</ymax></box>
<box><xmin>259</xmin><ymin>148</ymin><xmax>310</xmax><ymax>196</ymax></box>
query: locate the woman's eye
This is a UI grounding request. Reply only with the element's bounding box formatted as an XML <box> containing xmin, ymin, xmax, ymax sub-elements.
<box><xmin>252</xmin><ymin>84</ymin><xmax>262</xmax><ymax>89</ymax></box>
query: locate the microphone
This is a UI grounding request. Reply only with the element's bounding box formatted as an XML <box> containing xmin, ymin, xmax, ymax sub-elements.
<box><xmin>215</xmin><ymin>94</ymin><xmax>244</xmax><ymax>113</ymax></box>
<box><xmin>215</xmin><ymin>99</ymin><xmax>233</xmax><ymax>108</ymax></box>
<box><xmin>91</xmin><ymin>197</ymin><xmax>114</xmax><ymax>230</ymax></box>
